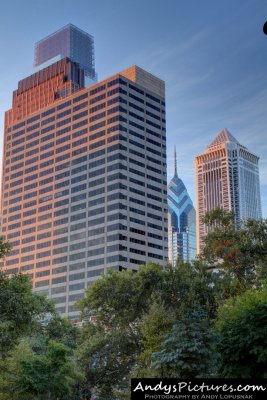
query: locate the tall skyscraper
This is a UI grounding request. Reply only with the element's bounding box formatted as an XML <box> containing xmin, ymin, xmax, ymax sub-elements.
<box><xmin>0</xmin><ymin>26</ymin><xmax>168</xmax><ymax>319</ymax></box>
<box><xmin>195</xmin><ymin>128</ymin><xmax>262</xmax><ymax>253</ymax></box>
<box><xmin>168</xmin><ymin>147</ymin><xmax>196</xmax><ymax>263</ymax></box>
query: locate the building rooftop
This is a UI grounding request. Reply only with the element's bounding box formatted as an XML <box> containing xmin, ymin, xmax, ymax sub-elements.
<box><xmin>34</xmin><ymin>23</ymin><xmax>96</xmax><ymax>80</ymax></box>
<box><xmin>207</xmin><ymin>128</ymin><xmax>241</xmax><ymax>148</ymax></box>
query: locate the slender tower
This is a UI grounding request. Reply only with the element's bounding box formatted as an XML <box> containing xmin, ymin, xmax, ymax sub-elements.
<box><xmin>195</xmin><ymin>128</ymin><xmax>262</xmax><ymax>253</ymax></box>
<box><xmin>168</xmin><ymin>147</ymin><xmax>196</xmax><ymax>263</ymax></box>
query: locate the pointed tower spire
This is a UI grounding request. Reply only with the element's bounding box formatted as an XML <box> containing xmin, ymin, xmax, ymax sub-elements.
<box><xmin>174</xmin><ymin>145</ymin><xmax>178</xmax><ymax>178</ymax></box>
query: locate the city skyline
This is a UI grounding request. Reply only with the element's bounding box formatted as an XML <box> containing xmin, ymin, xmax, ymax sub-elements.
<box><xmin>0</xmin><ymin>0</ymin><xmax>266</xmax><ymax>217</ymax></box>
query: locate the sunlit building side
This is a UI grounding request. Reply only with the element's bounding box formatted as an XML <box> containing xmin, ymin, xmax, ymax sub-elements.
<box><xmin>0</xmin><ymin>25</ymin><xmax>168</xmax><ymax>320</ymax></box>
<box><xmin>195</xmin><ymin>128</ymin><xmax>262</xmax><ymax>253</ymax></box>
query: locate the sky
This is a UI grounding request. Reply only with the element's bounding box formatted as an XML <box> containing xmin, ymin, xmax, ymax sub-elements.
<box><xmin>0</xmin><ymin>0</ymin><xmax>266</xmax><ymax>216</ymax></box>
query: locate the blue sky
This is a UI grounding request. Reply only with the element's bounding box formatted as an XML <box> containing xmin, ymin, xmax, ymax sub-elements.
<box><xmin>0</xmin><ymin>0</ymin><xmax>266</xmax><ymax>216</ymax></box>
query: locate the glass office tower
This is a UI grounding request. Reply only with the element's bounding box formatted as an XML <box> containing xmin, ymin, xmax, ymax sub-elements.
<box><xmin>195</xmin><ymin>128</ymin><xmax>262</xmax><ymax>253</ymax></box>
<box><xmin>0</xmin><ymin>27</ymin><xmax>168</xmax><ymax>319</ymax></box>
<box><xmin>168</xmin><ymin>147</ymin><xmax>196</xmax><ymax>263</ymax></box>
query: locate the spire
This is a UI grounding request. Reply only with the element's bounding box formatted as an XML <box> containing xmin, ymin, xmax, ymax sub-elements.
<box><xmin>174</xmin><ymin>145</ymin><xmax>178</xmax><ymax>178</ymax></box>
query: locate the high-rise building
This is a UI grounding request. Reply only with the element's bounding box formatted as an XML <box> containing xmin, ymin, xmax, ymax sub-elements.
<box><xmin>195</xmin><ymin>128</ymin><xmax>262</xmax><ymax>253</ymax></box>
<box><xmin>0</xmin><ymin>27</ymin><xmax>168</xmax><ymax>319</ymax></box>
<box><xmin>168</xmin><ymin>147</ymin><xmax>196</xmax><ymax>263</ymax></box>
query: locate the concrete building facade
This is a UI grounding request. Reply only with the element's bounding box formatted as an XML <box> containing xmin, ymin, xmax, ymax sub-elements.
<box><xmin>195</xmin><ymin>128</ymin><xmax>262</xmax><ymax>253</ymax></box>
<box><xmin>0</xmin><ymin>27</ymin><xmax>168</xmax><ymax>319</ymax></box>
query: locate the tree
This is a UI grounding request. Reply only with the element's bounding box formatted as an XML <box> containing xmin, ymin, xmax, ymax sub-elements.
<box><xmin>0</xmin><ymin>283</ymin><xmax>81</xmax><ymax>399</ymax></box>
<box><xmin>0</xmin><ymin>237</ymin><xmax>10</xmax><ymax>259</ymax></box>
<box><xmin>0</xmin><ymin>237</ymin><xmax>82</xmax><ymax>399</ymax></box>
<box><xmin>216</xmin><ymin>285</ymin><xmax>267</xmax><ymax>378</ymax></box>
<box><xmin>76</xmin><ymin>262</ymin><xmax>218</xmax><ymax>396</ymax></box>
<box><xmin>0</xmin><ymin>237</ymin><xmax>55</xmax><ymax>358</ymax></box>
<box><xmin>79</xmin><ymin>263</ymin><xmax>164</xmax><ymax>326</ymax></box>
<box><xmin>200</xmin><ymin>208</ymin><xmax>267</xmax><ymax>292</ymax></box>
<box><xmin>152</xmin><ymin>310</ymin><xmax>219</xmax><ymax>378</ymax></box>
<box><xmin>161</xmin><ymin>260</ymin><xmax>217</xmax><ymax>319</ymax></box>
<box><xmin>77</xmin><ymin>264</ymin><xmax>164</xmax><ymax>399</ymax></box>
<box><xmin>43</xmin><ymin>314</ymin><xmax>78</xmax><ymax>350</ymax></box>
<box><xmin>0</xmin><ymin>339</ymin><xmax>80</xmax><ymax>400</ymax></box>
<box><xmin>0</xmin><ymin>272</ymin><xmax>54</xmax><ymax>358</ymax></box>
<box><xmin>133</xmin><ymin>295</ymin><xmax>175</xmax><ymax>378</ymax></box>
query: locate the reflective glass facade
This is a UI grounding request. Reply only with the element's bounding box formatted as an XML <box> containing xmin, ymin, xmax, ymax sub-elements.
<box><xmin>168</xmin><ymin>148</ymin><xmax>196</xmax><ymax>263</ymax></box>
<box><xmin>34</xmin><ymin>24</ymin><xmax>96</xmax><ymax>80</ymax></box>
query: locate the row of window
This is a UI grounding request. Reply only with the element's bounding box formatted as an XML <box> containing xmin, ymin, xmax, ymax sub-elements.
<box><xmin>7</xmin><ymin>78</ymin><xmax>164</xmax><ymax>129</ymax></box>
<box><xmin>7</xmin><ymin>139</ymin><xmax>165</xmax><ymax>178</ymax></box>
<box><xmin>8</xmin><ymin>147</ymin><xmax>164</xmax><ymax>184</ymax></box>
<box><xmin>4</xmin><ymin>165</ymin><xmax>167</xmax><ymax>201</ymax></box>
<box><xmin>6</xmin><ymin>221</ymin><xmax>165</xmax><ymax>242</ymax></box>
<box><xmin>4</xmin><ymin>181</ymin><xmax>167</xmax><ymax>212</ymax></box>
<box><xmin>6</xmin><ymin>132</ymin><xmax>166</xmax><ymax>167</ymax></box>
<box><xmin>6</xmin><ymin>201</ymin><xmax>164</xmax><ymax>223</ymax></box>
<box><xmin>5</xmin><ymin>183</ymin><xmax>167</xmax><ymax>214</ymax></box>
<box><xmin>5</xmin><ymin>245</ymin><xmax>164</xmax><ymax>279</ymax></box>
<box><xmin>4</xmin><ymin>213</ymin><xmax>166</xmax><ymax>238</ymax></box>
<box><xmin>7</xmin><ymin>129</ymin><xmax>165</xmax><ymax>172</ymax></box>
<box><xmin>4</xmin><ymin>240</ymin><xmax>162</xmax><ymax>262</ymax></box>
<box><xmin>7</xmin><ymin>81</ymin><xmax>165</xmax><ymax>144</ymax></box>
<box><xmin>10</xmin><ymin>107</ymin><xmax>163</xmax><ymax>147</ymax></box>
<box><xmin>32</xmin><ymin>258</ymin><xmax>164</xmax><ymax>287</ymax></box>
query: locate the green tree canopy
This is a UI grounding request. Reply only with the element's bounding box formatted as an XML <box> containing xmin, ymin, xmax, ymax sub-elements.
<box><xmin>0</xmin><ymin>339</ymin><xmax>80</xmax><ymax>400</ymax></box>
<box><xmin>0</xmin><ymin>272</ymin><xmax>54</xmax><ymax>358</ymax></box>
<box><xmin>216</xmin><ymin>284</ymin><xmax>267</xmax><ymax>378</ymax></box>
<box><xmin>201</xmin><ymin>208</ymin><xmax>267</xmax><ymax>291</ymax></box>
<box><xmin>76</xmin><ymin>262</ymin><xmax>217</xmax><ymax>397</ymax></box>
<box><xmin>152</xmin><ymin>310</ymin><xmax>219</xmax><ymax>378</ymax></box>
<box><xmin>77</xmin><ymin>264</ymin><xmax>164</xmax><ymax>399</ymax></box>
<box><xmin>137</xmin><ymin>295</ymin><xmax>175</xmax><ymax>377</ymax></box>
<box><xmin>0</xmin><ymin>272</ymin><xmax>81</xmax><ymax>399</ymax></box>
<box><xmin>0</xmin><ymin>237</ymin><xmax>10</xmax><ymax>260</ymax></box>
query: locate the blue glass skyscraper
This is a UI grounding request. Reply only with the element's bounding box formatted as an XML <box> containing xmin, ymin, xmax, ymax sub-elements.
<box><xmin>168</xmin><ymin>148</ymin><xmax>196</xmax><ymax>263</ymax></box>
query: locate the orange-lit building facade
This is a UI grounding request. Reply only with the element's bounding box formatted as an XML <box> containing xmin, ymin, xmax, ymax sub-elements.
<box><xmin>0</xmin><ymin>54</ymin><xmax>168</xmax><ymax>318</ymax></box>
<box><xmin>195</xmin><ymin>128</ymin><xmax>262</xmax><ymax>253</ymax></box>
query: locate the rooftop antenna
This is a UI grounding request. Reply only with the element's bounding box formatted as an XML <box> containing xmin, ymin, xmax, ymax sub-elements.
<box><xmin>174</xmin><ymin>145</ymin><xmax>178</xmax><ymax>178</ymax></box>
